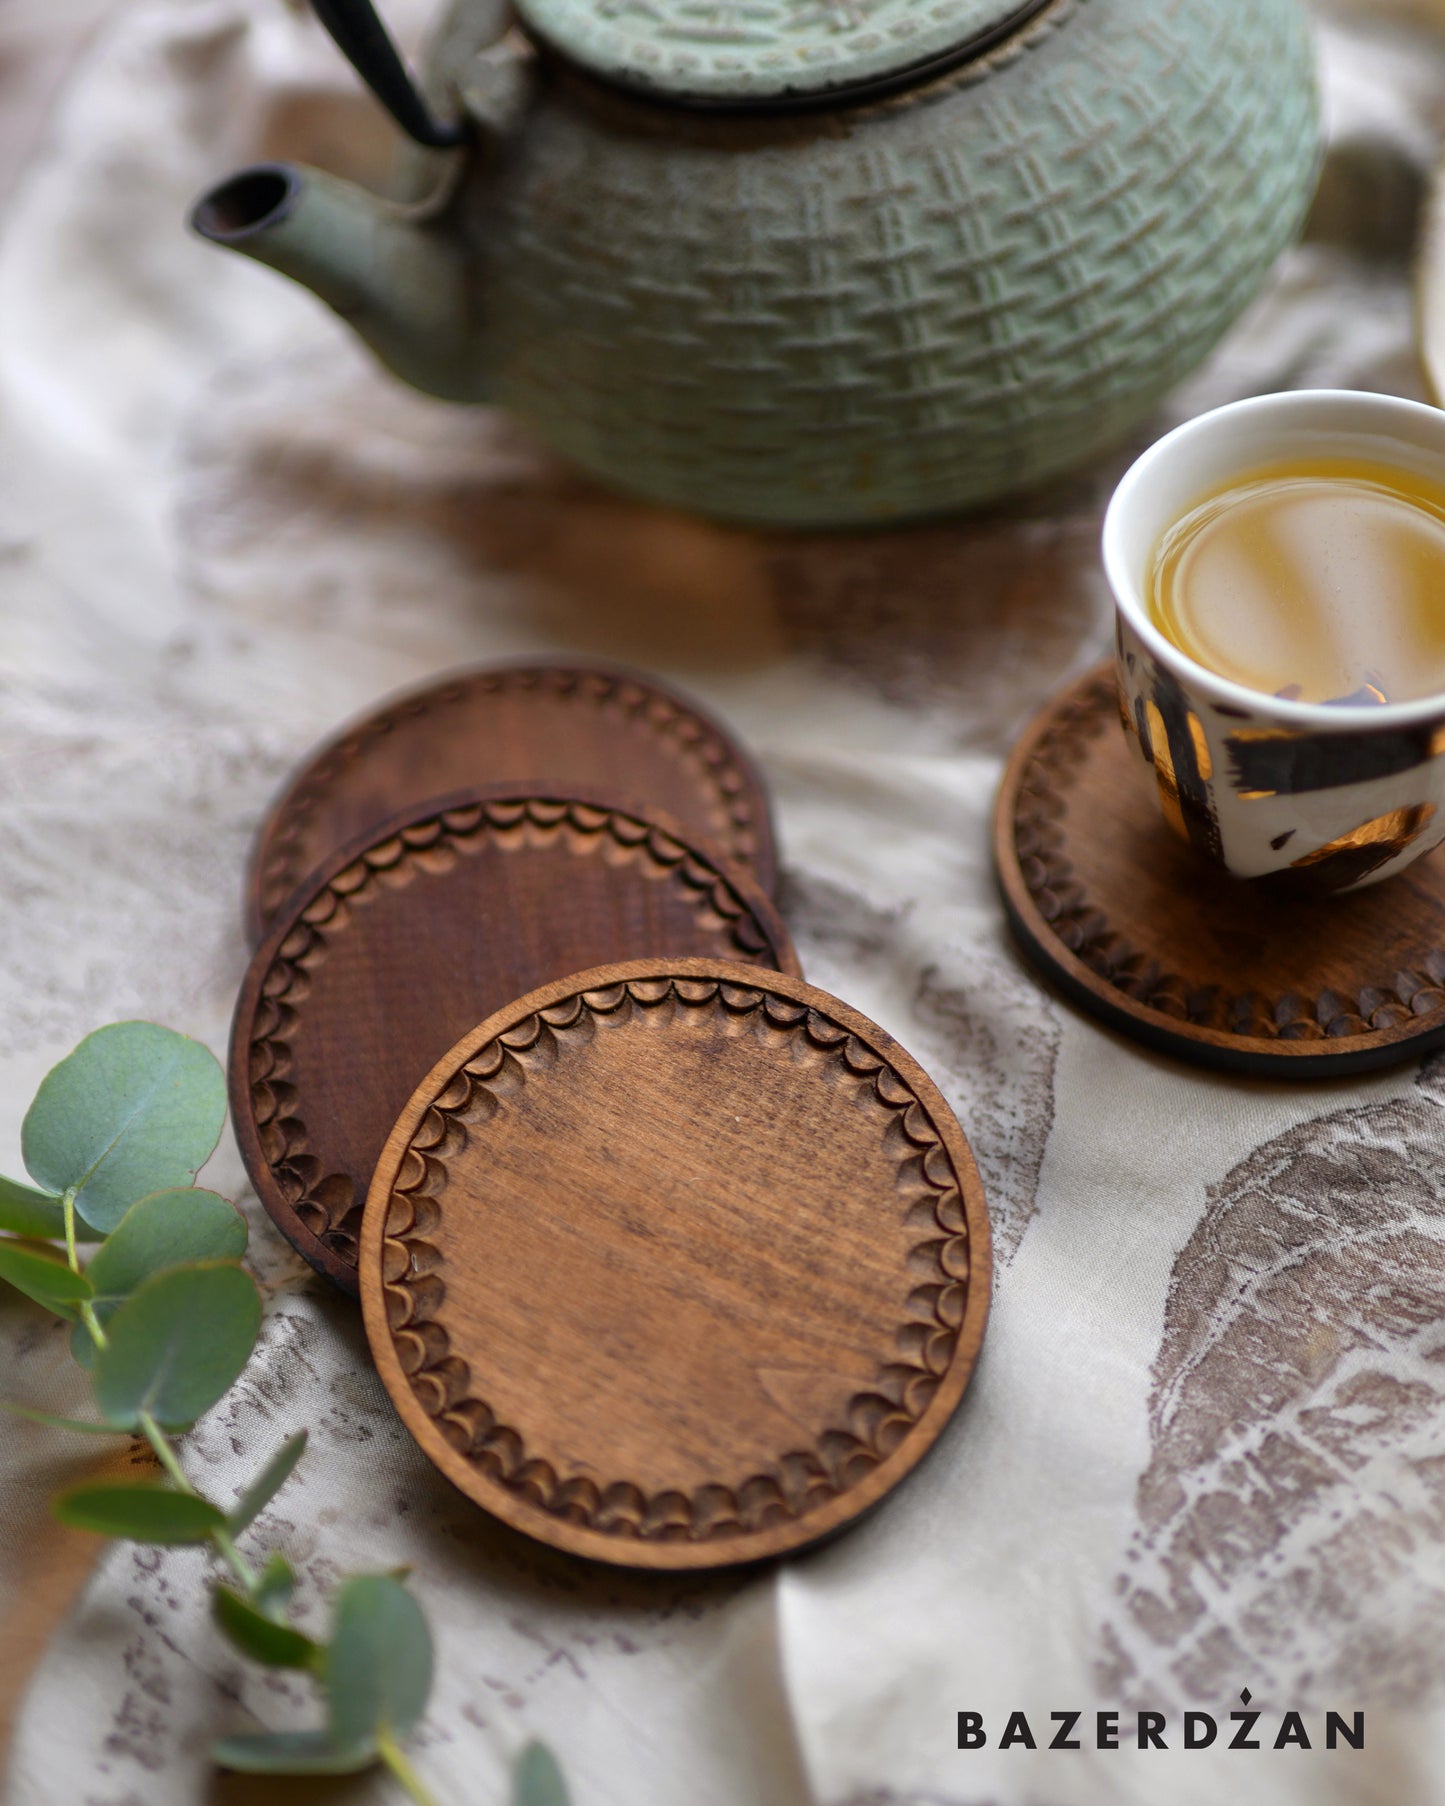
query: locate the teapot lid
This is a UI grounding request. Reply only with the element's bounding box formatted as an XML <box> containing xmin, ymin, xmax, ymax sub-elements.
<box><xmin>513</xmin><ymin>0</ymin><xmax>1051</xmax><ymax>107</ymax></box>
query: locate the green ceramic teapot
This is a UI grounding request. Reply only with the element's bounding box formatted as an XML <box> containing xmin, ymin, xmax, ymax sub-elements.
<box><xmin>191</xmin><ymin>0</ymin><xmax>1319</xmax><ymax>527</ymax></box>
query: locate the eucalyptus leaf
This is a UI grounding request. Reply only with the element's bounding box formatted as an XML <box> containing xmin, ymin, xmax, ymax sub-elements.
<box><xmin>325</xmin><ymin>1574</ymin><xmax>433</xmax><ymax>1752</ymax></box>
<box><xmin>0</xmin><ymin>1238</ymin><xmax>92</xmax><ymax>1318</ymax></box>
<box><xmin>70</xmin><ymin>1318</ymin><xmax>102</xmax><ymax>1373</ymax></box>
<box><xmin>53</xmin><ymin>1482</ymin><xmax>226</xmax><ymax>1543</ymax></box>
<box><xmin>0</xmin><ymin>1173</ymin><xmax>100</xmax><ymax>1242</ymax></box>
<box><xmin>514</xmin><ymin>1741</ymin><xmax>572</xmax><ymax>1806</ymax></box>
<box><xmin>212</xmin><ymin>1730</ymin><xmax>376</xmax><ymax>1775</ymax></box>
<box><xmin>253</xmin><ymin>1552</ymin><xmax>297</xmax><ymax>1617</ymax></box>
<box><xmin>213</xmin><ymin>1585</ymin><xmax>321</xmax><ymax>1670</ymax></box>
<box><xmin>89</xmin><ymin>1189</ymin><xmax>246</xmax><ymax>1297</ymax></box>
<box><xmin>227</xmin><ymin>1430</ymin><xmax>306</xmax><ymax>1536</ymax></box>
<box><xmin>72</xmin><ymin>1189</ymin><xmax>247</xmax><ymax>1366</ymax></box>
<box><xmin>22</xmin><ymin>1022</ymin><xmax>226</xmax><ymax>1232</ymax></box>
<box><xmin>1</xmin><ymin>1401</ymin><xmax>131</xmax><ymax>1436</ymax></box>
<box><xmin>92</xmin><ymin>1262</ymin><xmax>261</xmax><ymax>1431</ymax></box>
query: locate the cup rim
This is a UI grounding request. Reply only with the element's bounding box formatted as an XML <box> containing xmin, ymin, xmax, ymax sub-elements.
<box><xmin>1103</xmin><ymin>388</ymin><xmax>1445</xmax><ymax>730</ymax></box>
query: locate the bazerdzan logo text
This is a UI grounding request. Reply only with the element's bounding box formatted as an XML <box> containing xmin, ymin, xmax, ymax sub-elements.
<box><xmin>958</xmin><ymin>1692</ymin><xmax>1364</xmax><ymax>1752</ymax></box>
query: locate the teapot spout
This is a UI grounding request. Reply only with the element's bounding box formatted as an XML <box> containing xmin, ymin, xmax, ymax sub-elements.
<box><xmin>189</xmin><ymin>163</ymin><xmax>486</xmax><ymax>403</ymax></box>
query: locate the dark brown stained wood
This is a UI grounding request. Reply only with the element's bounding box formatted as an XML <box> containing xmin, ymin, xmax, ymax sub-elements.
<box><xmin>246</xmin><ymin>662</ymin><xmax>779</xmax><ymax>943</ymax></box>
<box><xmin>232</xmin><ymin>793</ymin><xmax>799</xmax><ymax>1296</ymax></box>
<box><xmin>996</xmin><ymin>662</ymin><xmax>1445</xmax><ymax>1076</ymax></box>
<box><xmin>358</xmin><ymin>959</ymin><xmax>992</xmax><ymax>1570</ymax></box>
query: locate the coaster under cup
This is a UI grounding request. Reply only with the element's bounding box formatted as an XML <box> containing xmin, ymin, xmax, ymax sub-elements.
<box><xmin>359</xmin><ymin>960</ymin><xmax>992</xmax><ymax>1570</ymax></box>
<box><xmin>995</xmin><ymin>663</ymin><xmax>1445</xmax><ymax>1077</ymax></box>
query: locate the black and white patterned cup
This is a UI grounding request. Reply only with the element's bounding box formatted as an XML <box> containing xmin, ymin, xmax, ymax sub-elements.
<box><xmin>1105</xmin><ymin>390</ymin><xmax>1445</xmax><ymax>893</ymax></box>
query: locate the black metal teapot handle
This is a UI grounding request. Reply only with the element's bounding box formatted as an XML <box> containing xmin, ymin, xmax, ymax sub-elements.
<box><xmin>309</xmin><ymin>0</ymin><xmax>469</xmax><ymax>149</ymax></box>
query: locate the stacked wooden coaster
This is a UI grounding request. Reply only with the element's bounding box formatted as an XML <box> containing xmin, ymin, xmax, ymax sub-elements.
<box><xmin>231</xmin><ymin>663</ymin><xmax>992</xmax><ymax>1568</ymax></box>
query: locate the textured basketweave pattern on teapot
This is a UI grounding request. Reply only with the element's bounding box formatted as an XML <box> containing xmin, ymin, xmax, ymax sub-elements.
<box><xmin>517</xmin><ymin>0</ymin><xmax>1039</xmax><ymax>99</ymax></box>
<box><xmin>472</xmin><ymin>0</ymin><xmax>1317</xmax><ymax>522</ymax></box>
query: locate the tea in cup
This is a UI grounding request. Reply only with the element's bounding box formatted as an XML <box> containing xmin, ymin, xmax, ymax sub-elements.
<box><xmin>1104</xmin><ymin>391</ymin><xmax>1445</xmax><ymax>892</ymax></box>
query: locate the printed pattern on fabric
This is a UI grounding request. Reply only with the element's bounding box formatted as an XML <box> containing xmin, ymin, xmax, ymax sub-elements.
<box><xmin>1099</xmin><ymin>1061</ymin><xmax>1445</xmax><ymax>1709</ymax></box>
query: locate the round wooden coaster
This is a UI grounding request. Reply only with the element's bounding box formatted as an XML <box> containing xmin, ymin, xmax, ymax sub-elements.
<box><xmin>359</xmin><ymin>959</ymin><xmax>992</xmax><ymax>1570</ymax></box>
<box><xmin>996</xmin><ymin>662</ymin><xmax>1445</xmax><ymax>1077</ymax></box>
<box><xmin>246</xmin><ymin>663</ymin><xmax>778</xmax><ymax>945</ymax></box>
<box><xmin>232</xmin><ymin>792</ymin><xmax>799</xmax><ymax>1295</ymax></box>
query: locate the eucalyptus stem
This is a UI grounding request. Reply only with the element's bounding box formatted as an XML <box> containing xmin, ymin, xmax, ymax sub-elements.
<box><xmin>68</xmin><ymin>1194</ymin><xmax>113</xmax><ymax>1365</ymax></box>
<box><xmin>62</xmin><ymin>1187</ymin><xmax>80</xmax><ymax>1273</ymax></box>
<box><xmin>137</xmin><ymin>1410</ymin><xmax>189</xmax><ymax>1491</ymax></box>
<box><xmin>378</xmin><ymin>1730</ymin><xmax>440</xmax><ymax>1806</ymax></box>
<box><xmin>211</xmin><ymin>1524</ymin><xmax>259</xmax><ymax>1595</ymax></box>
<box><xmin>137</xmin><ymin>1408</ymin><xmax>258</xmax><ymax>1594</ymax></box>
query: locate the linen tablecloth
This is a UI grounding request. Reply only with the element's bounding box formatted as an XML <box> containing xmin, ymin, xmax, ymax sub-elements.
<box><xmin>4</xmin><ymin>3</ymin><xmax>1445</xmax><ymax>1800</ymax></box>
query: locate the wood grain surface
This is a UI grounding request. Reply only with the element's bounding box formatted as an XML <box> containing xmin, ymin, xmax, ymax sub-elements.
<box><xmin>358</xmin><ymin>959</ymin><xmax>993</xmax><ymax>1570</ymax></box>
<box><xmin>231</xmin><ymin>793</ymin><xmax>798</xmax><ymax>1295</ymax></box>
<box><xmin>246</xmin><ymin>662</ymin><xmax>779</xmax><ymax>943</ymax></box>
<box><xmin>996</xmin><ymin>663</ymin><xmax>1445</xmax><ymax>1076</ymax></box>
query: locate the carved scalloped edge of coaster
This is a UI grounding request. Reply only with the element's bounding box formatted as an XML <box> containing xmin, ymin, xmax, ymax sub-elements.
<box><xmin>247</xmin><ymin>663</ymin><xmax>778</xmax><ymax>942</ymax></box>
<box><xmin>235</xmin><ymin>794</ymin><xmax>799</xmax><ymax>1296</ymax></box>
<box><xmin>358</xmin><ymin>960</ymin><xmax>993</xmax><ymax>1570</ymax></box>
<box><xmin>995</xmin><ymin>663</ymin><xmax>1445</xmax><ymax>1077</ymax></box>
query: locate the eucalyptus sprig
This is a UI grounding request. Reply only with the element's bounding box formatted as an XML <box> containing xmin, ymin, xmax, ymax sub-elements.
<box><xmin>1</xmin><ymin>1022</ymin><xmax>570</xmax><ymax>1806</ymax></box>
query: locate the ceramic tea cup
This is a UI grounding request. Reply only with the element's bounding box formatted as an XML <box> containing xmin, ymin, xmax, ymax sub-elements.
<box><xmin>1104</xmin><ymin>390</ymin><xmax>1445</xmax><ymax>894</ymax></box>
